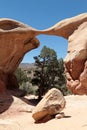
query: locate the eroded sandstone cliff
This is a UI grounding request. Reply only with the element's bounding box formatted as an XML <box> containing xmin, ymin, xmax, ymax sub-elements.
<box><xmin>0</xmin><ymin>13</ymin><xmax>87</xmax><ymax>95</ymax></box>
<box><xmin>0</xmin><ymin>18</ymin><xmax>39</xmax><ymax>93</ymax></box>
<box><xmin>40</xmin><ymin>13</ymin><xmax>87</xmax><ymax>94</ymax></box>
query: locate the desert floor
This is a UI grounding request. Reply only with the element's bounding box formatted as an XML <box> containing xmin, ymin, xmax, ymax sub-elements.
<box><xmin>0</xmin><ymin>94</ymin><xmax>87</xmax><ymax>130</ymax></box>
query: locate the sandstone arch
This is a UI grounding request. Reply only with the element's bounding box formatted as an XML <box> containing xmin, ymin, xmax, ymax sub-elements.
<box><xmin>0</xmin><ymin>13</ymin><xmax>87</xmax><ymax>95</ymax></box>
<box><xmin>38</xmin><ymin>13</ymin><xmax>87</xmax><ymax>95</ymax></box>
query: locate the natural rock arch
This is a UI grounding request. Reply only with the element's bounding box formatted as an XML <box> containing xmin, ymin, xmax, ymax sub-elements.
<box><xmin>0</xmin><ymin>13</ymin><xmax>87</xmax><ymax>95</ymax></box>
<box><xmin>38</xmin><ymin>13</ymin><xmax>87</xmax><ymax>95</ymax></box>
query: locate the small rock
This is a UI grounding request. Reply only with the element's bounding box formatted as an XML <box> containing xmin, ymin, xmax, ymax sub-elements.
<box><xmin>55</xmin><ymin>112</ymin><xmax>65</xmax><ymax>119</ymax></box>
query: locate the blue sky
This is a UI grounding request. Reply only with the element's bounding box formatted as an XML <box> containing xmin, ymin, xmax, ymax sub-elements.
<box><xmin>0</xmin><ymin>0</ymin><xmax>87</xmax><ymax>63</ymax></box>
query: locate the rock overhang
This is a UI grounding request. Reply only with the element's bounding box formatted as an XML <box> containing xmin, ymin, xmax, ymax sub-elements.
<box><xmin>0</xmin><ymin>13</ymin><xmax>87</xmax><ymax>94</ymax></box>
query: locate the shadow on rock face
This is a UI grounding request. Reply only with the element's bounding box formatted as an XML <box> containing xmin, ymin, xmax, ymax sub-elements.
<box><xmin>0</xmin><ymin>92</ymin><xmax>13</xmax><ymax>114</ymax></box>
<box><xmin>35</xmin><ymin>114</ymin><xmax>55</xmax><ymax>123</ymax></box>
<box><xmin>0</xmin><ymin>89</ymin><xmax>27</xmax><ymax>114</ymax></box>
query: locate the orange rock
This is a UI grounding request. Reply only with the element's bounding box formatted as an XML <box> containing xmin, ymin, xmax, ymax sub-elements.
<box><xmin>0</xmin><ymin>13</ymin><xmax>87</xmax><ymax>95</ymax></box>
<box><xmin>39</xmin><ymin>13</ymin><xmax>87</xmax><ymax>95</ymax></box>
<box><xmin>32</xmin><ymin>88</ymin><xmax>66</xmax><ymax>122</ymax></box>
<box><xmin>0</xmin><ymin>18</ymin><xmax>40</xmax><ymax>93</ymax></box>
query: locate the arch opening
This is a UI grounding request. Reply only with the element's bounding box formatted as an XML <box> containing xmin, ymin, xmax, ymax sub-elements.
<box><xmin>22</xmin><ymin>35</ymin><xmax>68</xmax><ymax>63</ymax></box>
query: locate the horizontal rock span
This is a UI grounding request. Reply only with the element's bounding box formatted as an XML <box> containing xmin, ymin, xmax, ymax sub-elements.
<box><xmin>0</xmin><ymin>13</ymin><xmax>87</xmax><ymax>95</ymax></box>
<box><xmin>37</xmin><ymin>13</ymin><xmax>87</xmax><ymax>95</ymax></box>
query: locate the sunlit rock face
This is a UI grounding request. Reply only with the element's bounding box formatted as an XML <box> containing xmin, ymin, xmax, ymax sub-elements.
<box><xmin>40</xmin><ymin>13</ymin><xmax>87</xmax><ymax>95</ymax></box>
<box><xmin>0</xmin><ymin>18</ymin><xmax>40</xmax><ymax>93</ymax></box>
<box><xmin>0</xmin><ymin>13</ymin><xmax>87</xmax><ymax>95</ymax></box>
<box><xmin>32</xmin><ymin>88</ymin><xmax>66</xmax><ymax>122</ymax></box>
<box><xmin>64</xmin><ymin>22</ymin><xmax>87</xmax><ymax>94</ymax></box>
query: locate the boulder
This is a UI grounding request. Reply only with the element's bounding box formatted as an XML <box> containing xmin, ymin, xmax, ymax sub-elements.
<box><xmin>0</xmin><ymin>18</ymin><xmax>40</xmax><ymax>93</ymax></box>
<box><xmin>39</xmin><ymin>13</ymin><xmax>87</xmax><ymax>95</ymax></box>
<box><xmin>32</xmin><ymin>88</ymin><xmax>66</xmax><ymax>122</ymax></box>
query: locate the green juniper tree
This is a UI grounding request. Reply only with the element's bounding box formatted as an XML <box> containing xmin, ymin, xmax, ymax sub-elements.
<box><xmin>31</xmin><ymin>46</ymin><xmax>68</xmax><ymax>100</ymax></box>
<box><xmin>15</xmin><ymin>68</ymin><xmax>29</xmax><ymax>86</ymax></box>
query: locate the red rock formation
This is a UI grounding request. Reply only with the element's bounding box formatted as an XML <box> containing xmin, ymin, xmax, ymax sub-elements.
<box><xmin>64</xmin><ymin>21</ymin><xmax>87</xmax><ymax>94</ymax></box>
<box><xmin>0</xmin><ymin>13</ymin><xmax>87</xmax><ymax>95</ymax></box>
<box><xmin>39</xmin><ymin>13</ymin><xmax>87</xmax><ymax>95</ymax></box>
<box><xmin>0</xmin><ymin>18</ymin><xmax>40</xmax><ymax>93</ymax></box>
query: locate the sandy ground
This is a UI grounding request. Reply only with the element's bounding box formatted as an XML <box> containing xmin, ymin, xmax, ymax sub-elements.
<box><xmin>0</xmin><ymin>94</ymin><xmax>87</xmax><ymax>130</ymax></box>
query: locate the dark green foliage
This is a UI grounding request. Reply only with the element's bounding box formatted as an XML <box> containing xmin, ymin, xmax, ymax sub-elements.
<box><xmin>15</xmin><ymin>46</ymin><xmax>71</xmax><ymax>97</ymax></box>
<box><xmin>31</xmin><ymin>46</ymin><xmax>69</xmax><ymax>99</ymax></box>
<box><xmin>15</xmin><ymin>68</ymin><xmax>29</xmax><ymax>85</ymax></box>
<box><xmin>15</xmin><ymin>68</ymin><xmax>38</xmax><ymax>95</ymax></box>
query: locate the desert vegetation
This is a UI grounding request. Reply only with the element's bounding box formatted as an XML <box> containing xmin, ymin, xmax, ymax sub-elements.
<box><xmin>16</xmin><ymin>46</ymin><xmax>71</xmax><ymax>99</ymax></box>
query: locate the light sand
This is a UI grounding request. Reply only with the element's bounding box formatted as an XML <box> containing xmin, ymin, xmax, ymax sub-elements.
<box><xmin>0</xmin><ymin>95</ymin><xmax>87</xmax><ymax>130</ymax></box>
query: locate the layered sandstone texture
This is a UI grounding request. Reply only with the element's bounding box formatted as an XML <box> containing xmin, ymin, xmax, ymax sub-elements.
<box><xmin>0</xmin><ymin>13</ymin><xmax>87</xmax><ymax>95</ymax></box>
<box><xmin>40</xmin><ymin>13</ymin><xmax>87</xmax><ymax>94</ymax></box>
<box><xmin>0</xmin><ymin>18</ymin><xmax>40</xmax><ymax>93</ymax></box>
<box><xmin>32</xmin><ymin>88</ymin><xmax>66</xmax><ymax>122</ymax></box>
